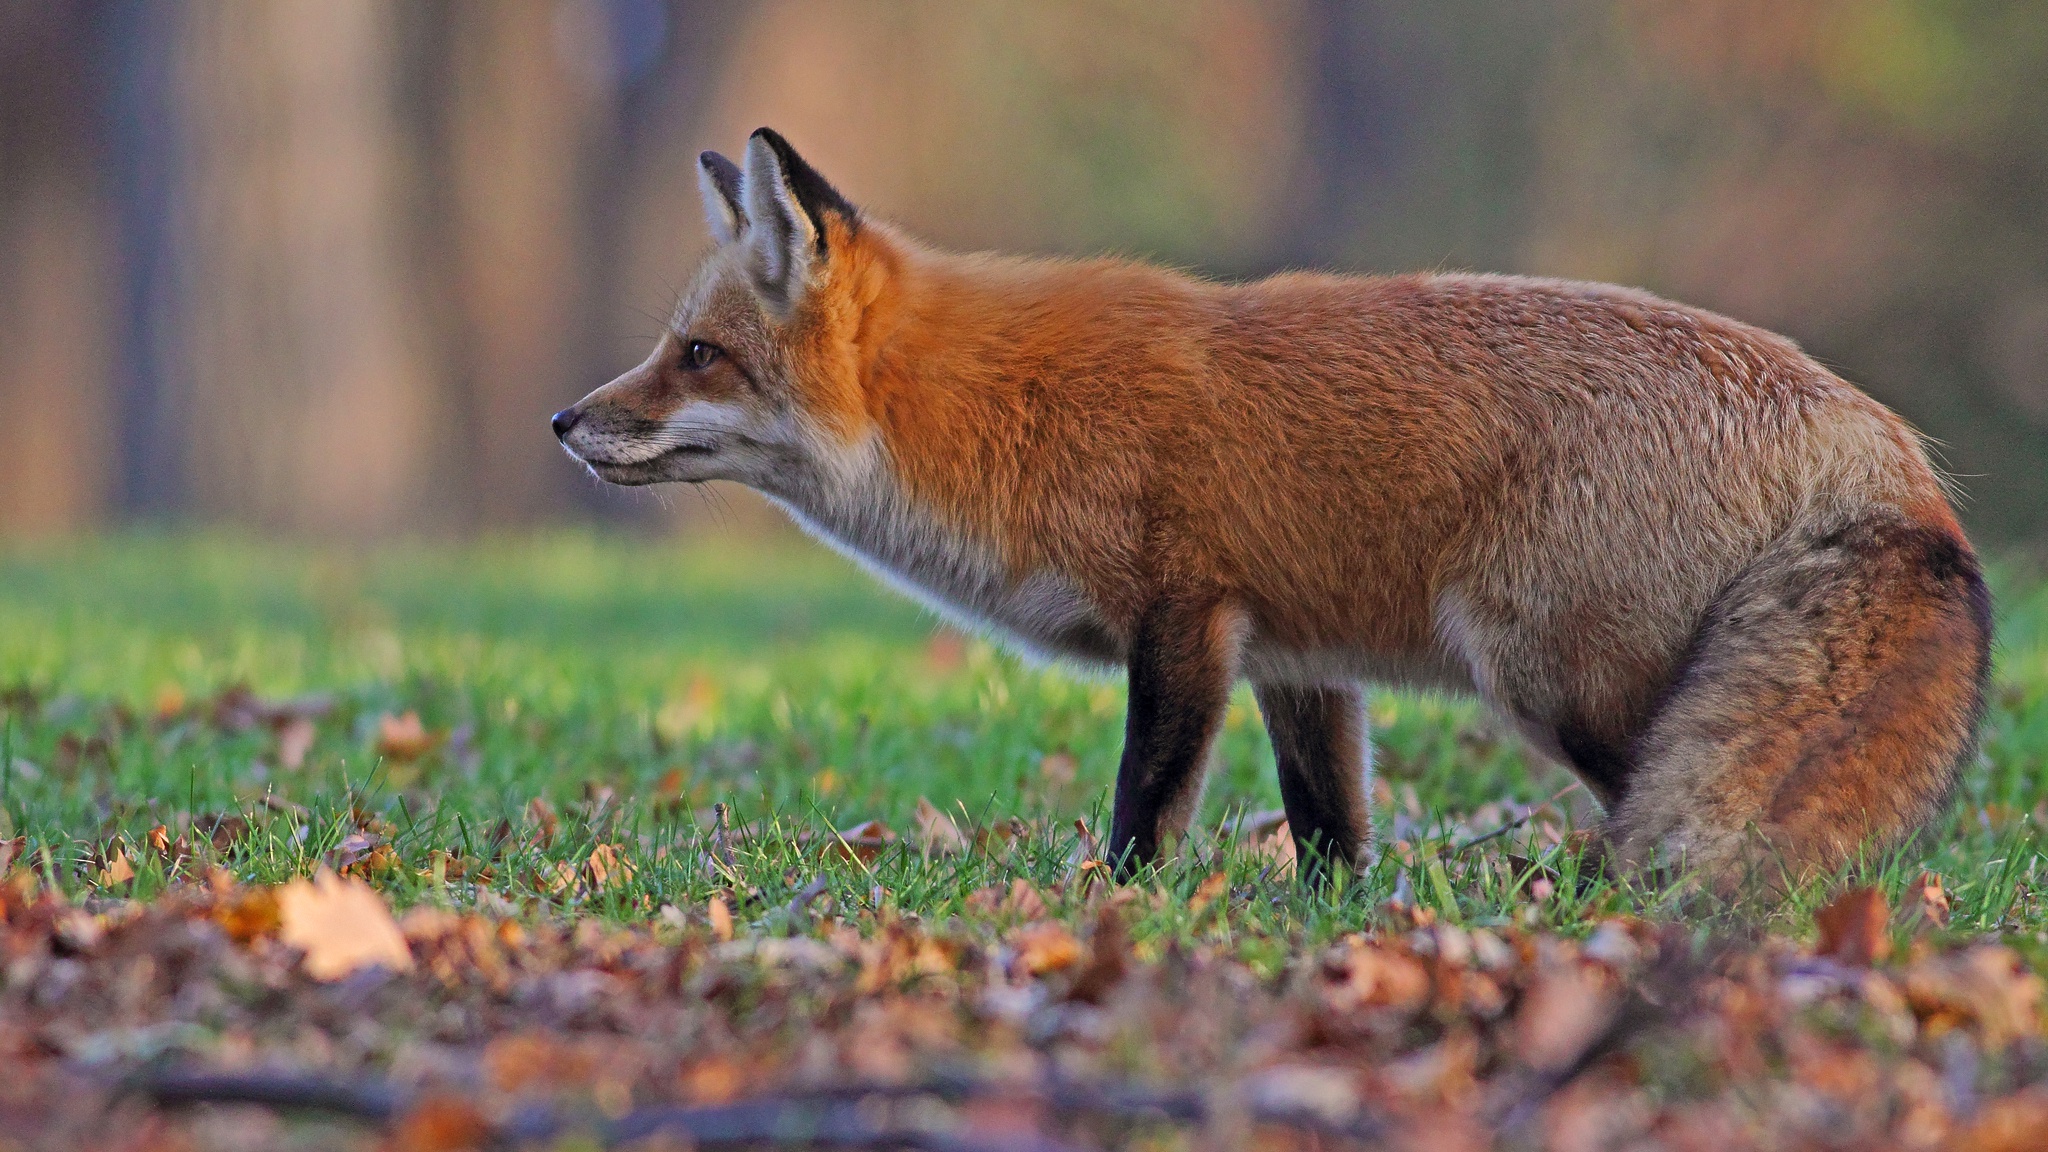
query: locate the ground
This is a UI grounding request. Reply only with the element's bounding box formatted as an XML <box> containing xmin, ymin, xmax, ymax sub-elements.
<box><xmin>0</xmin><ymin>530</ymin><xmax>2046</xmax><ymax>1150</ymax></box>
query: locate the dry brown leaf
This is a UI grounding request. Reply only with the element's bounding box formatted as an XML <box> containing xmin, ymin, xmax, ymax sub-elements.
<box><xmin>1816</xmin><ymin>886</ymin><xmax>1891</xmax><ymax>966</ymax></box>
<box><xmin>97</xmin><ymin>849</ymin><xmax>135</xmax><ymax>888</ymax></box>
<box><xmin>1903</xmin><ymin>945</ymin><xmax>2042</xmax><ymax>1049</ymax></box>
<box><xmin>708</xmin><ymin>895</ymin><xmax>734</xmax><ymax>942</ymax></box>
<box><xmin>277</xmin><ymin>867</ymin><xmax>414</xmax><ymax>980</ymax></box>
<box><xmin>1066</xmin><ymin>905</ymin><xmax>1130</xmax><ymax>1003</ymax></box>
<box><xmin>913</xmin><ymin>797</ymin><xmax>968</xmax><ymax>856</ymax></box>
<box><xmin>391</xmin><ymin>1095</ymin><xmax>493</xmax><ymax>1152</ymax></box>
<box><xmin>1014</xmin><ymin>922</ymin><xmax>1084</xmax><ymax>976</ymax></box>
<box><xmin>832</xmin><ymin>818</ymin><xmax>897</xmax><ymax>862</ymax></box>
<box><xmin>525</xmin><ymin>797</ymin><xmax>559</xmax><ymax>848</ymax></box>
<box><xmin>0</xmin><ymin>836</ymin><xmax>25</xmax><ymax>874</ymax></box>
<box><xmin>586</xmin><ymin>843</ymin><xmax>636</xmax><ymax>892</ymax></box>
<box><xmin>1905</xmin><ymin>871</ymin><xmax>1951</xmax><ymax>930</ymax></box>
<box><xmin>1515</xmin><ymin>965</ymin><xmax>1617</xmax><ymax>1072</ymax></box>
<box><xmin>1006</xmin><ymin>878</ymin><xmax>1048</xmax><ymax>920</ymax></box>
<box><xmin>277</xmin><ymin>716</ymin><xmax>317</xmax><ymax>771</ymax></box>
<box><xmin>1189</xmin><ymin>871</ymin><xmax>1230</xmax><ymax>916</ymax></box>
<box><xmin>1323</xmin><ymin>942</ymin><xmax>1432</xmax><ymax>1014</ymax></box>
<box><xmin>214</xmin><ymin>886</ymin><xmax>281</xmax><ymax>943</ymax></box>
<box><xmin>375</xmin><ymin>711</ymin><xmax>438</xmax><ymax>760</ymax></box>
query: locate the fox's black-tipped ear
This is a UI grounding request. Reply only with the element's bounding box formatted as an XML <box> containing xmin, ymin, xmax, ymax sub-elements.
<box><xmin>697</xmin><ymin>151</ymin><xmax>746</xmax><ymax>245</ymax></box>
<box><xmin>740</xmin><ymin>128</ymin><xmax>857</xmax><ymax>318</ymax></box>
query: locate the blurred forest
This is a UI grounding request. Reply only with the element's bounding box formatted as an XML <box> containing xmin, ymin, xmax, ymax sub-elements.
<box><xmin>2</xmin><ymin>0</ymin><xmax>2045</xmax><ymax>540</ymax></box>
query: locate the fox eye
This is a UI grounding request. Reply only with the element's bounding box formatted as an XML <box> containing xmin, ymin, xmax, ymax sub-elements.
<box><xmin>683</xmin><ymin>339</ymin><xmax>721</xmax><ymax>370</ymax></box>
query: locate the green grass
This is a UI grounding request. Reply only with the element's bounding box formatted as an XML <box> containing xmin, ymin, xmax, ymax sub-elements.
<box><xmin>1</xmin><ymin>530</ymin><xmax>2045</xmax><ymax>965</ymax></box>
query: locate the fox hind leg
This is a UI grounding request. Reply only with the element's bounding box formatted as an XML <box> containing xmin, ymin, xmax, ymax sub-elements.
<box><xmin>1253</xmin><ymin>681</ymin><xmax>1373</xmax><ymax>886</ymax></box>
<box><xmin>1605</xmin><ymin>511</ymin><xmax>1992</xmax><ymax>889</ymax></box>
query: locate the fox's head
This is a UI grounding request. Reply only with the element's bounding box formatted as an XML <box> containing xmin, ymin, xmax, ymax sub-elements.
<box><xmin>552</xmin><ymin>128</ymin><xmax>882</xmax><ymax>492</ymax></box>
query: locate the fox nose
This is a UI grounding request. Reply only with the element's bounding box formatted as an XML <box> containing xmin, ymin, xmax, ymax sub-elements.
<box><xmin>550</xmin><ymin>407</ymin><xmax>582</xmax><ymax>441</ymax></box>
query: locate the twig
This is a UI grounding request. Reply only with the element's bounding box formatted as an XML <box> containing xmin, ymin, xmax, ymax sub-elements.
<box><xmin>1451</xmin><ymin>783</ymin><xmax>1582</xmax><ymax>856</ymax></box>
<box><xmin>111</xmin><ymin>1066</ymin><xmax>1398</xmax><ymax>1149</ymax></box>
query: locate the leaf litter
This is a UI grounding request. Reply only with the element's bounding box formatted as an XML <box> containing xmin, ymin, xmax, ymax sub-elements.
<box><xmin>0</xmin><ymin>863</ymin><xmax>2044</xmax><ymax>1150</ymax></box>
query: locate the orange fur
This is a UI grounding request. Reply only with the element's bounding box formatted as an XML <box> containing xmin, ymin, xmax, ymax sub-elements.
<box><xmin>556</xmin><ymin>130</ymin><xmax>1990</xmax><ymax>889</ymax></box>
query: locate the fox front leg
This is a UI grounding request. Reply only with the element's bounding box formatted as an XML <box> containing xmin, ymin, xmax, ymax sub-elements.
<box><xmin>1252</xmin><ymin>682</ymin><xmax>1372</xmax><ymax>887</ymax></box>
<box><xmin>1107</xmin><ymin>595</ymin><xmax>1243</xmax><ymax>877</ymax></box>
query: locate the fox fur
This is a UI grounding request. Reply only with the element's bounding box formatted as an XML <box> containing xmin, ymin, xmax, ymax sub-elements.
<box><xmin>555</xmin><ymin>128</ymin><xmax>1991</xmax><ymax>890</ymax></box>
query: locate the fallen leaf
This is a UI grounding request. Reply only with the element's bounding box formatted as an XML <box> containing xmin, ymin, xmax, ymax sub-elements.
<box><xmin>1066</xmin><ymin>905</ymin><xmax>1129</xmax><ymax>1003</ymax></box>
<box><xmin>913</xmin><ymin>797</ymin><xmax>968</xmax><ymax>856</ymax></box>
<box><xmin>0</xmin><ymin>836</ymin><xmax>25</xmax><ymax>874</ymax></box>
<box><xmin>391</xmin><ymin>1095</ymin><xmax>493</xmax><ymax>1152</ymax></box>
<box><xmin>1905</xmin><ymin>871</ymin><xmax>1950</xmax><ymax>930</ymax></box>
<box><xmin>277</xmin><ymin>867</ymin><xmax>414</xmax><ymax>979</ymax></box>
<box><xmin>537</xmin><ymin>860</ymin><xmax>582</xmax><ymax>898</ymax></box>
<box><xmin>97</xmin><ymin>849</ymin><xmax>135</xmax><ymax>888</ymax></box>
<box><xmin>1014</xmin><ymin>922</ymin><xmax>1084</xmax><ymax>976</ymax></box>
<box><xmin>1903</xmin><ymin>945</ymin><xmax>2042</xmax><ymax>1049</ymax></box>
<box><xmin>375</xmin><ymin>711</ymin><xmax>438</xmax><ymax>760</ymax></box>
<box><xmin>1515</xmin><ymin>964</ymin><xmax>1617</xmax><ymax>1072</ymax></box>
<box><xmin>586</xmin><ymin>843</ymin><xmax>636</xmax><ymax>892</ymax></box>
<box><xmin>1816</xmin><ymin>886</ymin><xmax>1891</xmax><ymax>966</ymax></box>
<box><xmin>832</xmin><ymin>818</ymin><xmax>897</xmax><ymax>862</ymax></box>
<box><xmin>708</xmin><ymin>895</ymin><xmax>734</xmax><ymax>942</ymax></box>
<box><xmin>276</xmin><ymin>716</ymin><xmax>317</xmax><ymax>771</ymax></box>
<box><xmin>214</xmin><ymin>886</ymin><xmax>281</xmax><ymax>943</ymax></box>
<box><xmin>1006</xmin><ymin>878</ymin><xmax>1048</xmax><ymax>920</ymax></box>
<box><xmin>525</xmin><ymin>797</ymin><xmax>559</xmax><ymax>848</ymax></box>
<box><xmin>1189</xmin><ymin>871</ymin><xmax>1230</xmax><ymax>916</ymax></box>
<box><xmin>327</xmin><ymin>831</ymin><xmax>380</xmax><ymax>873</ymax></box>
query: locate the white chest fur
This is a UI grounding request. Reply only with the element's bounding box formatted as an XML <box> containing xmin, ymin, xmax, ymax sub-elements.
<box><xmin>769</xmin><ymin>442</ymin><xmax>1117</xmax><ymax>667</ymax></box>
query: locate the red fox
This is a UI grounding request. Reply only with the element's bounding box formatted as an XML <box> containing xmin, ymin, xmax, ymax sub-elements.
<box><xmin>553</xmin><ymin>129</ymin><xmax>1991</xmax><ymax>890</ymax></box>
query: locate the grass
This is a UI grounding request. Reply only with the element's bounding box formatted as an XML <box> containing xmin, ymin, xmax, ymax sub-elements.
<box><xmin>1</xmin><ymin>529</ymin><xmax>2046</xmax><ymax>967</ymax></box>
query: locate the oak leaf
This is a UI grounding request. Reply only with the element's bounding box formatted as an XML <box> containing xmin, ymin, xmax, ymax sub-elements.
<box><xmin>277</xmin><ymin>867</ymin><xmax>414</xmax><ymax>979</ymax></box>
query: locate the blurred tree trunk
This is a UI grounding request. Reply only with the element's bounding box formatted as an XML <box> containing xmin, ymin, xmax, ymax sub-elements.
<box><xmin>0</xmin><ymin>2</ymin><xmax>113</xmax><ymax>534</ymax></box>
<box><xmin>172</xmin><ymin>0</ymin><xmax>437</xmax><ymax>534</ymax></box>
<box><xmin>435</xmin><ymin>0</ymin><xmax>603</xmax><ymax>527</ymax></box>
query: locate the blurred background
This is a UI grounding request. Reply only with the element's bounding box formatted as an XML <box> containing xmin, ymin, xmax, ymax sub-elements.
<box><xmin>2</xmin><ymin>0</ymin><xmax>2045</xmax><ymax>543</ymax></box>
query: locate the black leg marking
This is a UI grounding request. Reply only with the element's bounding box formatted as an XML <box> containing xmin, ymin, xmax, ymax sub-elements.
<box><xmin>1107</xmin><ymin>595</ymin><xmax>1240</xmax><ymax>878</ymax></box>
<box><xmin>1254</xmin><ymin>682</ymin><xmax>1372</xmax><ymax>887</ymax></box>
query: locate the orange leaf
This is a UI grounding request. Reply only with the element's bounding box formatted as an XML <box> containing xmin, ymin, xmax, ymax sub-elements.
<box><xmin>97</xmin><ymin>850</ymin><xmax>135</xmax><ymax>888</ymax></box>
<box><xmin>1815</xmin><ymin>886</ymin><xmax>1891</xmax><ymax>966</ymax></box>
<box><xmin>1014</xmin><ymin>922</ymin><xmax>1083</xmax><ymax>976</ymax></box>
<box><xmin>708</xmin><ymin>895</ymin><xmax>734</xmax><ymax>942</ymax></box>
<box><xmin>214</xmin><ymin>887</ymin><xmax>282</xmax><ymax>943</ymax></box>
<box><xmin>586</xmin><ymin>843</ymin><xmax>636</xmax><ymax>891</ymax></box>
<box><xmin>391</xmin><ymin>1095</ymin><xmax>493</xmax><ymax>1152</ymax></box>
<box><xmin>1189</xmin><ymin>871</ymin><xmax>1230</xmax><ymax>916</ymax></box>
<box><xmin>375</xmin><ymin>711</ymin><xmax>438</xmax><ymax>760</ymax></box>
<box><xmin>1905</xmin><ymin>871</ymin><xmax>1951</xmax><ymax>930</ymax></box>
<box><xmin>277</xmin><ymin>867</ymin><xmax>414</xmax><ymax>980</ymax></box>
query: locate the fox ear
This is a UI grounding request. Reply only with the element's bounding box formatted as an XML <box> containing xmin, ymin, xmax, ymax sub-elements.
<box><xmin>697</xmin><ymin>151</ymin><xmax>746</xmax><ymax>245</ymax></box>
<box><xmin>741</xmin><ymin>127</ymin><xmax>857</xmax><ymax>318</ymax></box>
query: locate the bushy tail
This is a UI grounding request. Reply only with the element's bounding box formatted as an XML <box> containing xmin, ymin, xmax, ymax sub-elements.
<box><xmin>1605</xmin><ymin>508</ymin><xmax>1992</xmax><ymax>887</ymax></box>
